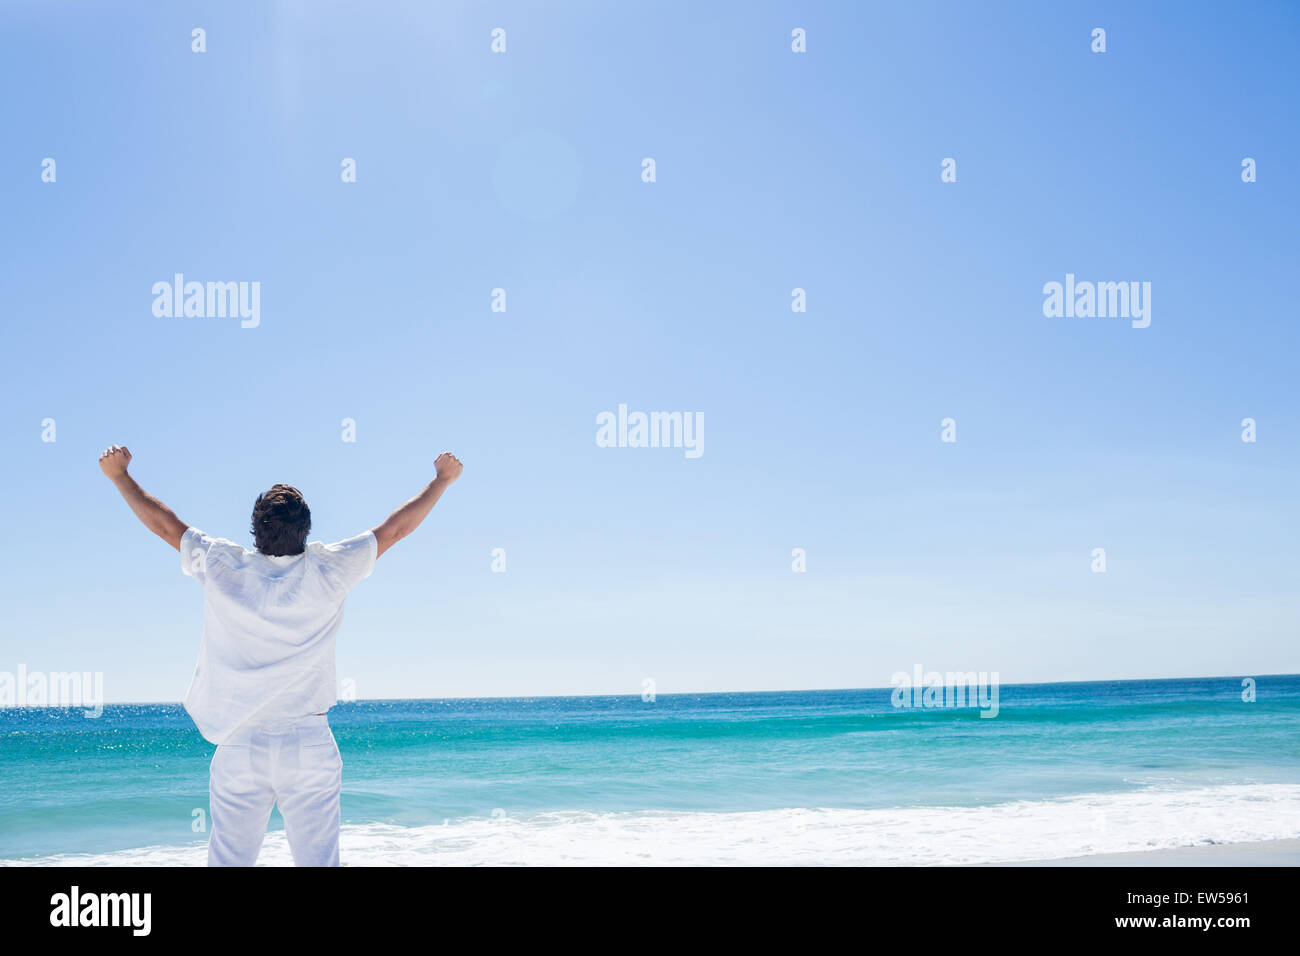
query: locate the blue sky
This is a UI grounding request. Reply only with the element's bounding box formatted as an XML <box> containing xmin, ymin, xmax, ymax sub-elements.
<box><xmin>1</xmin><ymin>1</ymin><xmax>1297</xmax><ymax>701</ymax></box>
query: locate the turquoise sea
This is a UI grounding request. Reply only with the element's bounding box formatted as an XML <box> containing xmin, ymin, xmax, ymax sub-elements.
<box><xmin>2</xmin><ymin>675</ymin><xmax>1299</xmax><ymax>865</ymax></box>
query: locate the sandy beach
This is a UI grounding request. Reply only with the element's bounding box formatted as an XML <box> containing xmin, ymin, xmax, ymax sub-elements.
<box><xmin>1014</xmin><ymin>838</ymin><xmax>1300</xmax><ymax>866</ymax></box>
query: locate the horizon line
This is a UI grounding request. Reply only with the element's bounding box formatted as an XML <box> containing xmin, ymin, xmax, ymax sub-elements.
<box><xmin>6</xmin><ymin>670</ymin><xmax>1292</xmax><ymax>709</ymax></box>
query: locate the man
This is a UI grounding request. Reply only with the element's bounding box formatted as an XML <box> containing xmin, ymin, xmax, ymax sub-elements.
<box><xmin>98</xmin><ymin>444</ymin><xmax>463</xmax><ymax>866</ymax></box>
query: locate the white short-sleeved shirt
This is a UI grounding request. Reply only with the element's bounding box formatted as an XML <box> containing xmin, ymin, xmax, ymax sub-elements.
<box><xmin>180</xmin><ymin>528</ymin><xmax>377</xmax><ymax>744</ymax></box>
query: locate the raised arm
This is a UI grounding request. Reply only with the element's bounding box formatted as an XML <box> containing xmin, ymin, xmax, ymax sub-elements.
<box><xmin>99</xmin><ymin>445</ymin><xmax>188</xmax><ymax>551</ymax></box>
<box><xmin>372</xmin><ymin>452</ymin><xmax>463</xmax><ymax>559</ymax></box>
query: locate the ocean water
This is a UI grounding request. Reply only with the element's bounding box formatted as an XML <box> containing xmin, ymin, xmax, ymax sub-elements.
<box><xmin>2</xmin><ymin>676</ymin><xmax>1299</xmax><ymax>865</ymax></box>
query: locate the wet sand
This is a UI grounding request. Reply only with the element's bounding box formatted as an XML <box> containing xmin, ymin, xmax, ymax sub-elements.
<box><xmin>1009</xmin><ymin>838</ymin><xmax>1300</xmax><ymax>866</ymax></box>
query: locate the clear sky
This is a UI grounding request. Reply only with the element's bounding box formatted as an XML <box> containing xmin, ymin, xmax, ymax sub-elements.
<box><xmin>1</xmin><ymin>1</ymin><xmax>1297</xmax><ymax>702</ymax></box>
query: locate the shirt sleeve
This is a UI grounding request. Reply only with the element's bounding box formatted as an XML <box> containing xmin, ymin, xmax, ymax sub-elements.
<box><xmin>180</xmin><ymin>527</ymin><xmax>217</xmax><ymax>584</ymax></box>
<box><xmin>316</xmin><ymin>531</ymin><xmax>378</xmax><ymax>596</ymax></box>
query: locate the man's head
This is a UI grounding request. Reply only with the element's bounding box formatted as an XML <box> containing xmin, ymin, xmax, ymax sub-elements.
<box><xmin>251</xmin><ymin>484</ymin><xmax>311</xmax><ymax>556</ymax></box>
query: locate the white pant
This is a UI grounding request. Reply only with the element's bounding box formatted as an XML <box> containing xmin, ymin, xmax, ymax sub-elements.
<box><xmin>207</xmin><ymin>714</ymin><xmax>342</xmax><ymax>867</ymax></box>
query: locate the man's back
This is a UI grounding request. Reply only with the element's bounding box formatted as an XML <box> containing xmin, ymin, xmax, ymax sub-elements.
<box><xmin>99</xmin><ymin>445</ymin><xmax>462</xmax><ymax>865</ymax></box>
<box><xmin>181</xmin><ymin>528</ymin><xmax>377</xmax><ymax>745</ymax></box>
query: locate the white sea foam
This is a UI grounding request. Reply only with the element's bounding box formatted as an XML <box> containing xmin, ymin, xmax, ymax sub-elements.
<box><xmin>7</xmin><ymin>784</ymin><xmax>1300</xmax><ymax>867</ymax></box>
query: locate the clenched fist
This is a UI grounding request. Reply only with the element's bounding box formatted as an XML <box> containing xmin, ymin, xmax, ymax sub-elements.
<box><xmin>98</xmin><ymin>445</ymin><xmax>132</xmax><ymax>479</ymax></box>
<box><xmin>435</xmin><ymin>451</ymin><xmax>463</xmax><ymax>483</ymax></box>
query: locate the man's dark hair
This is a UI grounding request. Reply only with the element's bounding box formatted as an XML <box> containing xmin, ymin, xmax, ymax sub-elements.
<box><xmin>251</xmin><ymin>484</ymin><xmax>311</xmax><ymax>556</ymax></box>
